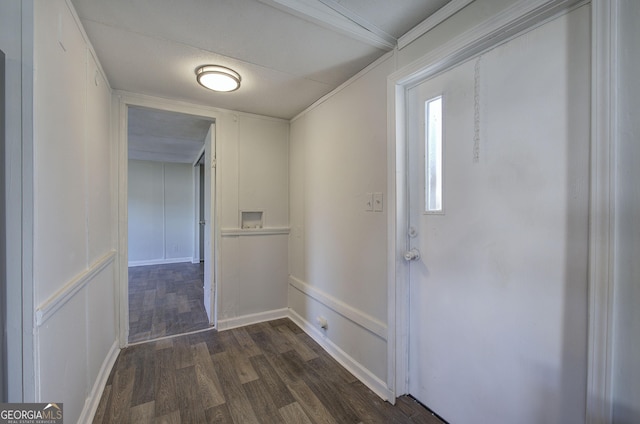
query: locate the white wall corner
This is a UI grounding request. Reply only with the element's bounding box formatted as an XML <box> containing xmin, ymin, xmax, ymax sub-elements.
<box><xmin>288</xmin><ymin>309</ymin><xmax>394</xmax><ymax>402</ymax></box>
<box><xmin>77</xmin><ymin>341</ymin><xmax>119</xmax><ymax>424</ymax></box>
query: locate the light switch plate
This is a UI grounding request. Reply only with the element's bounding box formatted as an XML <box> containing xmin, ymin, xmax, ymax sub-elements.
<box><xmin>365</xmin><ymin>192</ymin><xmax>373</xmax><ymax>211</ymax></box>
<box><xmin>373</xmin><ymin>192</ymin><xmax>383</xmax><ymax>212</ymax></box>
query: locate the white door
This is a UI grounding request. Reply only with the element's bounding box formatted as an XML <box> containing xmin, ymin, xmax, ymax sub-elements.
<box><xmin>203</xmin><ymin>123</ymin><xmax>215</xmax><ymax>323</ymax></box>
<box><xmin>406</xmin><ymin>7</ymin><xmax>590</xmax><ymax>424</ymax></box>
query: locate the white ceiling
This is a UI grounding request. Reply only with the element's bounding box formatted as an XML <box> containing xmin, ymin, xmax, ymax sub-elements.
<box><xmin>128</xmin><ymin>107</ymin><xmax>212</xmax><ymax>164</ymax></box>
<box><xmin>69</xmin><ymin>0</ymin><xmax>450</xmax><ymax>160</ymax></box>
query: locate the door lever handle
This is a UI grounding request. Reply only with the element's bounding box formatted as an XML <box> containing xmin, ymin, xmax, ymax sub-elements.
<box><xmin>403</xmin><ymin>248</ymin><xmax>420</xmax><ymax>261</ymax></box>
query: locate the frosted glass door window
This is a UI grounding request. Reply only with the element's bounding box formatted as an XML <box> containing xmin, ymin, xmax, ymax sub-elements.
<box><xmin>425</xmin><ymin>96</ymin><xmax>442</xmax><ymax>212</ymax></box>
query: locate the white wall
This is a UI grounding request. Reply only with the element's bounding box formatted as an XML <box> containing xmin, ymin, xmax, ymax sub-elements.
<box><xmin>289</xmin><ymin>53</ymin><xmax>394</xmax><ymax>394</ymax></box>
<box><xmin>128</xmin><ymin>160</ymin><xmax>194</xmax><ymax>265</ymax></box>
<box><xmin>217</xmin><ymin>114</ymin><xmax>290</xmax><ymax>328</ymax></box>
<box><xmin>33</xmin><ymin>0</ymin><xmax>117</xmax><ymax>422</ymax></box>
<box><xmin>612</xmin><ymin>0</ymin><xmax>640</xmax><ymax>422</ymax></box>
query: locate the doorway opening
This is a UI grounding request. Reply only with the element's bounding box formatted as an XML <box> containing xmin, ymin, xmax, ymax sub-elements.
<box><xmin>124</xmin><ymin>104</ymin><xmax>217</xmax><ymax>344</ymax></box>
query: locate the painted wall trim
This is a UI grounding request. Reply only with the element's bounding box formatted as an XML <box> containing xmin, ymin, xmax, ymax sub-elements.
<box><xmin>289</xmin><ymin>276</ymin><xmax>387</xmax><ymax>341</ymax></box>
<box><xmin>387</xmin><ymin>0</ymin><xmax>586</xmax><ymax>400</ymax></box>
<box><xmin>35</xmin><ymin>250</ymin><xmax>116</xmax><ymax>327</ymax></box>
<box><xmin>217</xmin><ymin>308</ymin><xmax>289</xmax><ymax>331</ymax></box>
<box><xmin>390</xmin><ymin>0</ymin><xmax>583</xmax><ymax>88</ymax></box>
<box><xmin>398</xmin><ymin>0</ymin><xmax>475</xmax><ymax>50</ymax></box>
<box><xmin>78</xmin><ymin>341</ymin><xmax>119</xmax><ymax>424</ymax></box>
<box><xmin>128</xmin><ymin>257</ymin><xmax>194</xmax><ymax>267</ymax></box>
<box><xmin>288</xmin><ymin>309</ymin><xmax>394</xmax><ymax>402</ymax></box>
<box><xmin>221</xmin><ymin>227</ymin><xmax>290</xmax><ymax>237</ymax></box>
<box><xmin>113</xmin><ymin>90</ymin><xmax>289</xmax><ymax>124</ymax></box>
<box><xmin>586</xmin><ymin>1</ymin><xmax>616</xmax><ymax>422</ymax></box>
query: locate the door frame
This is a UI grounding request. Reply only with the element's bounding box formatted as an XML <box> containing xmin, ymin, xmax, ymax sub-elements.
<box><xmin>192</xmin><ymin>144</ymin><xmax>206</xmax><ymax>265</ymax></box>
<box><xmin>386</xmin><ymin>0</ymin><xmax>616</xmax><ymax>421</ymax></box>
<box><xmin>115</xmin><ymin>91</ymin><xmax>222</xmax><ymax>345</ymax></box>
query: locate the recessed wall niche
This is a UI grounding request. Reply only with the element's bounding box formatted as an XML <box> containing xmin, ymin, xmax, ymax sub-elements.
<box><xmin>241</xmin><ymin>211</ymin><xmax>263</xmax><ymax>229</ymax></box>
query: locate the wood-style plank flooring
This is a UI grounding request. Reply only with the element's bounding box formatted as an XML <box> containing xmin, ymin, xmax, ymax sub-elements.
<box><xmin>95</xmin><ymin>318</ymin><xmax>445</xmax><ymax>424</ymax></box>
<box><xmin>129</xmin><ymin>262</ymin><xmax>210</xmax><ymax>343</ymax></box>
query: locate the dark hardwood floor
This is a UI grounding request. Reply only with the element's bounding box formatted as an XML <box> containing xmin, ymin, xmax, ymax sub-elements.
<box><xmin>94</xmin><ymin>318</ymin><xmax>445</xmax><ymax>424</ymax></box>
<box><xmin>129</xmin><ymin>262</ymin><xmax>210</xmax><ymax>343</ymax></box>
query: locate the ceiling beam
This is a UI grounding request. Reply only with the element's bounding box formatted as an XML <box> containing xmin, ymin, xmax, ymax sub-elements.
<box><xmin>315</xmin><ymin>0</ymin><xmax>397</xmax><ymax>46</ymax></box>
<box><xmin>257</xmin><ymin>0</ymin><xmax>396</xmax><ymax>50</ymax></box>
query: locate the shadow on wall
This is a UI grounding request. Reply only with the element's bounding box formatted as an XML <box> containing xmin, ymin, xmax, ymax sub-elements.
<box><xmin>611</xmin><ymin>404</ymin><xmax>640</xmax><ymax>424</ymax></box>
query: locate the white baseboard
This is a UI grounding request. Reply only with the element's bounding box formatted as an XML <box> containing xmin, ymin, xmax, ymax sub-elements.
<box><xmin>128</xmin><ymin>257</ymin><xmax>193</xmax><ymax>267</ymax></box>
<box><xmin>217</xmin><ymin>308</ymin><xmax>289</xmax><ymax>331</ymax></box>
<box><xmin>288</xmin><ymin>309</ymin><xmax>394</xmax><ymax>402</ymax></box>
<box><xmin>78</xmin><ymin>340</ymin><xmax>120</xmax><ymax>424</ymax></box>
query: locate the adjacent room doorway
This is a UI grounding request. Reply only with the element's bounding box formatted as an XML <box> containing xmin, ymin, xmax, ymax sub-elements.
<box><xmin>125</xmin><ymin>105</ymin><xmax>217</xmax><ymax>344</ymax></box>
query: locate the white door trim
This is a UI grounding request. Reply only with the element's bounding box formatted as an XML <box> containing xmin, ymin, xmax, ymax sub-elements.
<box><xmin>114</xmin><ymin>91</ymin><xmax>223</xmax><ymax>346</ymax></box>
<box><xmin>586</xmin><ymin>1</ymin><xmax>617</xmax><ymax>422</ymax></box>
<box><xmin>386</xmin><ymin>1</ymin><xmax>614</xmax><ymax>422</ymax></box>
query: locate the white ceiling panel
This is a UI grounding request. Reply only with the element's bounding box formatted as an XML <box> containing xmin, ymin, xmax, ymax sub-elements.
<box><xmin>319</xmin><ymin>0</ymin><xmax>451</xmax><ymax>39</ymax></box>
<box><xmin>82</xmin><ymin>20</ymin><xmax>354</xmax><ymax>118</ymax></box>
<box><xmin>128</xmin><ymin>107</ymin><xmax>212</xmax><ymax>164</ymax></box>
<box><xmin>69</xmin><ymin>0</ymin><xmax>452</xmax><ymax>159</ymax></box>
<box><xmin>71</xmin><ymin>0</ymin><xmax>449</xmax><ymax>119</ymax></box>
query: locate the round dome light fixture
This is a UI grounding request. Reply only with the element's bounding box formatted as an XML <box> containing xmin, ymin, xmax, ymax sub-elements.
<box><xmin>195</xmin><ymin>65</ymin><xmax>241</xmax><ymax>92</ymax></box>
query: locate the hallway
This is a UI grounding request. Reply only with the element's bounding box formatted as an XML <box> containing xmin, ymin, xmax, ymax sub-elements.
<box><xmin>95</xmin><ymin>319</ymin><xmax>444</xmax><ymax>424</ymax></box>
<box><xmin>128</xmin><ymin>263</ymin><xmax>209</xmax><ymax>343</ymax></box>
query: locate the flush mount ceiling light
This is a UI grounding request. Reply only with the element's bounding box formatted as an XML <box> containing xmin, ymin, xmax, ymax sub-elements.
<box><xmin>196</xmin><ymin>65</ymin><xmax>241</xmax><ymax>92</ymax></box>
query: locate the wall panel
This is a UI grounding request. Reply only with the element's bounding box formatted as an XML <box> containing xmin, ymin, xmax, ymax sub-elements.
<box><xmin>238</xmin><ymin>115</ymin><xmax>289</xmax><ymax>227</ymax></box>
<box><xmin>86</xmin><ymin>51</ymin><xmax>113</xmax><ymax>264</ymax></box>
<box><xmin>128</xmin><ymin>160</ymin><xmax>194</xmax><ymax>265</ymax></box>
<box><xmin>287</xmin><ymin>53</ymin><xmax>394</xmax><ymax>396</ymax></box>
<box><xmin>34</xmin><ymin>0</ymin><xmax>88</xmax><ymax>302</ymax></box>
<box><xmin>33</xmin><ymin>1</ymin><xmax>117</xmax><ymax>422</ymax></box>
